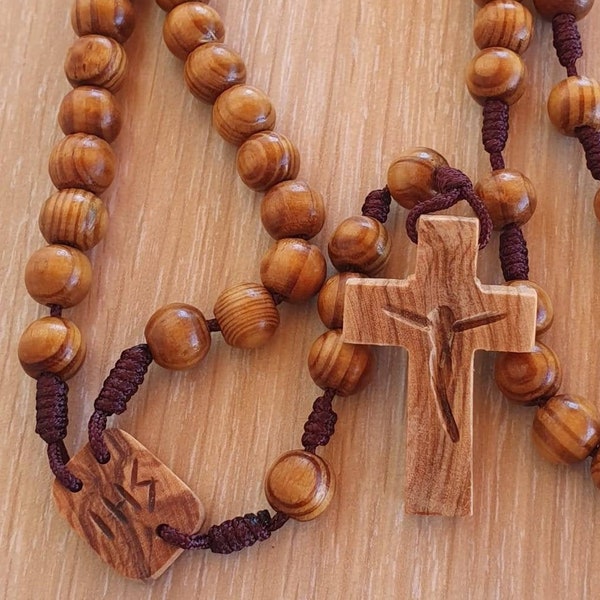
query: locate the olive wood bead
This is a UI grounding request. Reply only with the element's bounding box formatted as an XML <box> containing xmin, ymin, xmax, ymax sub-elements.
<box><xmin>25</xmin><ymin>245</ymin><xmax>92</xmax><ymax>308</ymax></box>
<box><xmin>213</xmin><ymin>283</ymin><xmax>280</xmax><ymax>349</ymax></box>
<box><xmin>387</xmin><ymin>148</ymin><xmax>448</xmax><ymax>210</ymax></box>
<box><xmin>58</xmin><ymin>86</ymin><xmax>122</xmax><ymax>143</ymax></box>
<box><xmin>236</xmin><ymin>131</ymin><xmax>300</xmax><ymax>192</ymax></box>
<box><xmin>49</xmin><ymin>134</ymin><xmax>116</xmax><ymax>195</ymax></box>
<box><xmin>64</xmin><ymin>35</ymin><xmax>127</xmax><ymax>93</ymax></box>
<box><xmin>594</xmin><ymin>188</ymin><xmax>600</xmax><ymax>223</ymax></box>
<box><xmin>308</xmin><ymin>329</ymin><xmax>374</xmax><ymax>397</ymax></box>
<box><xmin>328</xmin><ymin>216</ymin><xmax>391</xmax><ymax>276</ymax></box>
<box><xmin>156</xmin><ymin>0</ymin><xmax>189</xmax><ymax>11</ymax></box>
<box><xmin>494</xmin><ymin>341</ymin><xmax>562</xmax><ymax>405</ymax></box>
<box><xmin>475</xmin><ymin>169</ymin><xmax>537</xmax><ymax>229</ymax></box>
<box><xmin>260</xmin><ymin>180</ymin><xmax>325</xmax><ymax>240</ymax></box>
<box><xmin>317</xmin><ymin>272</ymin><xmax>365</xmax><ymax>329</ymax></box>
<box><xmin>260</xmin><ymin>239</ymin><xmax>326</xmax><ymax>304</ymax></box>
<box><xmin>532</xmin><ymin>395</ymin><xmax>600</xmax><ymax>464</ymax></box>
<box><xmin>163</xmin><ymin>3</ymin><xmax>225</xmax><ymax>60</ymax></box>
<box><xmin>506</xmin><ymin>280</ymin><xmax>553</xmax><ymax>335</ymax></box>
<box><xmin>71</xmin><ymin>0</ymin><xmax>135</xmax><ymax>44</ymax></box>
<box><xmin>39</xmin><ymin>189</ymin><xmax>108</xmax><ymax>251</ymax></box>
<box><xmin>264</xmin><ymin>450</ymin><xmax>336</xmax><ymax>521</ymax></box>
<box><xmin>547</xmin><ymin>76</ymin><xmax>600</xmax><ymax>136</ymax></box>
<box><xmin>474</xmin><ymin>1</ymin><xmax>533</xmax><ymax>55</ymax></box>
<box><xmin>184</xmin><ymin>43</ymin><xmax>246</xmax><ymax>104</ymax></box>
<box><xmin>212</xmin><ymin>85</ymin><xmax>276</xmax><ymax>146</ymax></box>
<box><xmin>532</xmin><ymin>0</ymin><xmax>594</xmax><ymax>20</ymax></box>
<box><xmin>18</xmin><ymin>317</ymin><xmax>86</xmax><ymax>380</ymax></box>
<box><xmin>466</xmin><ymin>47</ymin><xmax>527</xmax><ymax>105</ymax></box>
<box><xmin>144</xmin><ymin>303</ymin><xmax>211</xmax><ymax>370</ymax></box>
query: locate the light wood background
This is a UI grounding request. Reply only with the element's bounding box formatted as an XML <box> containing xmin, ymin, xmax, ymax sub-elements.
<box><xmin>2</xmin><ymin>1</ymin><xmax>600</xmax><ymax>598</ymax></box>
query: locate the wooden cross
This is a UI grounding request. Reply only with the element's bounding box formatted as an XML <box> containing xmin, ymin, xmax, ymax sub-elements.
<box><xmin>342</xmin><ymin>215</ymin><xmax>537</xmax><ymax>516</ymax></box>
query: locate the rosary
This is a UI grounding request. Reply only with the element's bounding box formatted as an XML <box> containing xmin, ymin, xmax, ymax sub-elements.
<box><xmin>18</xmin><ymin>0</ymin><xmax>600</xmax><ymax>580</ymax></box>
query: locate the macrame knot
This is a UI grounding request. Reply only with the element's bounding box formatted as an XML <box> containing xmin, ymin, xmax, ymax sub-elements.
<box><xmin>406</xmin><ymin>166</ymin><xmax>493</xmax><ymax>249</ymax></box>
<box><xmin>552</xmin><ymin>13</ymin><xmax>583</xmax><ymax>76</ymax></box>
<box><xmin>499</xmin><ymin>223</ymin><xmax>529</xmax><ymax>281</ymax></box>
<box><xmin>575</xmin><ymin>125</ymin><xmax>600</xmax><ymax>181</ymax></box>
<box><xmin>302</xmin><ymin>389</ymin><xmax>337</xmax><ymax>452</ymax></box>
<box><xmin>361</xmin><ymin>187</ymin><xmax>392</xmax><ymax>223</ymax></box>
<box><xmin>36</xmin><ymin>372</ymin><xmax>69</xmax><ymax>444</ymax></box>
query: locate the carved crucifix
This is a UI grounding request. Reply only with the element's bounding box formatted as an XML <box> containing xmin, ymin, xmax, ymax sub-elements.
<box><xmin>342</xmin><ymin>215</ymin><xmax>537</xmax><ymax>516</ymax></box>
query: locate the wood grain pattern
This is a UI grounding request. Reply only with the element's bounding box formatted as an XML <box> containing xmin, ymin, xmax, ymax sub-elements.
<box><xmin>4</xmin><ymin>1</ymin><xmax>600</xmax><ymax>598</ymax></box>
<box><xmin>343</xmin><ymin>216</ymin><xmax>537</xmax><ymax>515</ymax></box>
<box><xmin>53</xmin><ymin>429</ymin><xmax>205</xmax><ymax>579</ymax></box>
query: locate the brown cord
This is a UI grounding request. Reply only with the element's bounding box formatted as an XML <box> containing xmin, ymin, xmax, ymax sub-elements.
<box><xmin>362</xmin><ymin>187</ymin><xmax>392</xmax><ymax>223</ymax></box>
<box><xmin>88</xmin><ymin>344</ymin><xmax>153</xmax><ymax>463</ymax></box>
<box><xmin>36</xmin><ymin>373</ymin><xmax>82</xmax><ymax>491</ymax></box>
<box><xmin>49</xmin><ymin>304</ymin><xmax>63</xmax><ymax>318</ymax></box>
<box><xmin>206</xmin><ymin>318</ymin><xmax>221</xmax><ymax>332</ymax></box>
<box><xmin>405</xmin><ymin>166</ymin><xmax>493</xmax><ymax>249</ymax></box>
<box><xmin>302</xmin><ymin>389</ymin><xmax>337</xmax><ymax>453</ymax></box>
<box><xmin>552</xmin><ymin>13</ymin><xmax>583</xmax><ymax>77</ymax></box>
<box><xmin>482</xmin><ymin>99</ymin><xmax>509</xmax><ymax>171</ymax></box>
<box><xmin>499</xmin><ymin>223</ymin><xmax>529</xmax><ymax>281</ymax></box>
<box><xmin>575</xmin><ymin>125</ymin><xmax>600</xmax><ymax>181</ymax></box>
<box><xmin>157</xmin><ymin>510</ymin><xmax>289</xmax><ymax>553</ymax></box>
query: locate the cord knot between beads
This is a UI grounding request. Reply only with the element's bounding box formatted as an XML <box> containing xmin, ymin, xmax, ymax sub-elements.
<box><xmin>434</xmin><ymin>166</ymin><xmax>472</xmax><ymax>193</ymax></box>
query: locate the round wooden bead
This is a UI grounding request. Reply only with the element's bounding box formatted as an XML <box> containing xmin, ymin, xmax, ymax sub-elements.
<box><xmin>64</xmin><ymin>35</ymin><xmax>127</xmax><ymax>93</ymax></box>
<box><xmin>317</xmin><ymin>272</ymin><xmax>365</xmax><ymax>329</ymax></box>
<box><xmin>475</xmin><ymin>169</ymin><xmax>537</xmax><ymax>229</ymax></box>
<box><xmin>474</xmin><ymin>1</ymin><xmax>533</xmax><ymax>55</ymax></box>
<box><xmin>212</xmin><ymin>85</ymin><xmax>276</xmax><ymax>146</ymax></box>
<box><xmin>144</xmin><ymin>303</ymin><xmax>211</xmax><ymax>370</ymax></box>
<box><xmin>387</xmin><ymin>148</ymin><xmax>448</xmax><ymax>210</ymax></box>
<box><xmin>494</xmin><ymin>341</ymin><xmax>562</xmax><ymax>405</ymax></box>
<box><xmin>39</xmin><ymin>189</ymin><xmax>108</xmax><ymax>251</ymax></box>
<box><xmin>163</xmin><ymin>2</ymin><xmax>225</xmax><ymax>60</ymax></box>
<box><xmin>594</xmin><ymin>188</ymin><xmax>600</xmax><ymax>223</ymax></box>
<box><xmin>264</xmin><ymin>450</ymin><xmax>336</xmax><ymax>521</ymax></box>
<box><xmin>58</xmin><ymin>86</ymin><xmax>122</xmax><ymax>143</ymax></box>
<box><xmin>49</xmin><ymin>134</ymin><xmax>116</xmax><ymax>195</ymax></box>
<box><xmin>532</xmin><ymin>0</ymin><xmax>594</xmax><ymax>20</ymax></box>
<box><xmin>213</xmin><ymin>283</ymin><xmax>280</xmax><ymax>348</ymax></box>
<box><xmin>328</xmin><ymin>216</ymin><xmax>391</xmax><ymax>276</ymax></box>
<box><xmin>71</xmin><ymin>0</ymin><xmax>135</xmax><ymax>44</ymax></box>
<box><xmin>24</xmin><ymin>245</ymin><xmax>92</xmax><ymax>308</ymax></box>
<box><xmin>236</xmin><ymin>131</ymin><xmax>300</xmax><ymax>192</ymax></box>
<box><xmin>184</xmin><ymin>43</ymin><xmax>246</xmax><ymax>104</ymax></box>
<box><xmin>260</xmin><ymin>239</ymin><xmax>326</xmax><ymax>304</ymax></box>
<box><xmin>547</xmin><ymin>76</ymin><xmax>600</xmax><ymax>136</ymax></box>
<box><xmin>506</xmin><ymin>280</ymin><xmax>554</xmax><ymax>335</ymax></box>
<box><xmin>156</xmin><ymin>0</ymin><xmax>189</xmax><ymax>10</ymax></box>
<box><xmin>18</xmin><ymin>317</ymin><xmax>86</xmax><ymax>380</ymax></box>
<box><xmin>308</xmin><ymin>329</ymin><xmax>374</xmax><ymax>396</ymax></box>
<box><xmin>260</xmin><ymin>180</ymin><xmax>325</xmax><ymax>240</ymax></box>
<box><xmin>532</xmin><ymin>395</ymin><xmax>600</xmax><ymax>464</ymax></box>
<box><xmin>466</xmin><ymin>47</ymin><xmax>527</xmax><ymax>105</ymax></box>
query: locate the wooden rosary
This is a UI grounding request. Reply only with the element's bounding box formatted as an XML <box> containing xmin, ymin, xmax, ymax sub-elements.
<box><xmin>16</xmin><ymin>0</ymin><xmax>600</xmax><ymax>580</ymax></box>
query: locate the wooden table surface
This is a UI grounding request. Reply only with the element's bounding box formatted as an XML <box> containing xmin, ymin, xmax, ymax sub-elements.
<box><xmin>3</xmin><ymin>1</ymin><xmax>600</xmax><ymax>598</ymax></box>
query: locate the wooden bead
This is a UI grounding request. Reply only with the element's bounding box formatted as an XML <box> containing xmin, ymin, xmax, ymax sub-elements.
<box><xmin>532</xmin><ymin>0</ymin><xmax>594</xmax><ymax>20</ymax></box>
<box><xmin>474</xmin><ymin>1</ymin><xmax>533</xmax><ymax>55</ymax></box>
<box><xmin>24</xmin><ymin>245</ymin><xmax>92</xmax><ymax>308</ymax></box>
<box><xmin>49</xmin><ymin>134</ymin><xmax>116</xmax><ymax>195</ymax></box>
<box><xmin>533</xmin><ymin>395</ymin><xmax>600</xmax><ymax>464</ymax></box>
<box><xmin>594</xmin><ymin>188</ymin><xmax>600</xmax><ymax>223</ymax></box>
<box><xmin>387</xmin><ymin>148</ymin><xmax>448</xmax><ymax>209</ymax></box>
<box><xmin>494</xmin><ymin>341</ymin><xmax>562</xmax><ymax>405</ymax></box>
<box><xmin>260</xmin><ymin>180</ymin><xmax>325</xmax><ymax>240</ymax></box>
<box><xmin>212</xmin><ymin>85</ymin><xmax>276</xmax><ymax>146</ymax></box>
<box><xmin>547</xmin><ymin>76</ymin><xmax>600</xmax><ymax>136</ymax></box>
<box><xmin>506</xmin><ymin>280</ymin><xmax>553</xmax><ymax>335</ymax></box>
<box><xmin>260</xmin><ymin>239</ymin><xmax>326</xmax><ymax>304</ymax></box>
<box><xmin>156</xmin><ymin>0</ymin><xmax>189</xmax><ymax>10</ymax></box>
<box><xmin>184</xmin><ymin>43</ymin><xmax>246</xmax><ymax>104</ymax></box>
<box><xmin>71</xmin><ymin>0</ymin><xmax>135</xmax><ymax>44</ymax></box>
<box><xmin>163</xmin><ymin>2</ymin><xmax>225</xmax><ymax>60</ymax></box>
<box><xmin>264</xmin><ymin>450</ymin><xmax>336</xmax><ymax>521</ymax></box>
<box><xmin>475</xmin><ymin>169</ymin><xmax>536</xmax><ymax>229</ymax></box>
<box><xmin>308</xmin><ymin>329</ymin><xmax>374</xmax><ymax>396</ymax></box>
<box><xmin>58</xmin><ymin>86</ymin><xmax>122</xmax><ymax>143</ymax></box>
<box><xmin>18</xmin><ymin>317</ymin><xmax>86</xmax><ymax>380</ymax></box>
<box><xmin>213</xmin><ymin>283</ymin><xmax>280</xmax><ymax>348</ymax></box>
<box><xmin>64</xmin><ymin>35</ymin><xmax>127</xmax><ymax>93</ymax></box>
<box><xmin>39</xmin><ymin>189</ymin><xmax>108</xmax><ymax>251</ymax></box>
<box><xmin>144</xmin><ymin>303</ymin><xmax>211</xmax><ymax>370</ymax></box>
<box><xmin>328</xmin><ymin>216</ymin><xmax>391</xmax><ymax>276</ymax></box>
<box><xmin>466</xmin><ymin>47</ymin><xmax>526</xmax><ymax>105</ymax></box>
<box><xmin>236</xmin><ymin>131</ymin><xmax>300</xmax><ymax>192</ymax></box>
<box><xmin>317</xmin><ymin>272</ymin><xmax>365</xmax><ymax>329</ymax></box>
